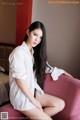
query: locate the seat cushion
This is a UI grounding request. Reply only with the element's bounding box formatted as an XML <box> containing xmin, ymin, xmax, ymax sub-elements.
<box><xmin>0</xmin><ymin>103</ymin><xmax>30</xmax><ymax>120</ymax></box>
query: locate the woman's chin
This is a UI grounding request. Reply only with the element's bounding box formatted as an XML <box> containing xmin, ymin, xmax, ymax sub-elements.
<box><xmin>32</xmin><ymin>44</ymin><xmax>37</xmax><ymax>47</ymax></box>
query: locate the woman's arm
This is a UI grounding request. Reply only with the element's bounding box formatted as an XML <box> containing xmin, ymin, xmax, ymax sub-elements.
<box><xmin>45</xmin><ymin>61</ymin><xmax>73</xmax><ymax>80</ymax></box>
<box><xmin>16</xmin><ymin>79</ymin><xmax>43</xmax><ymax>111</ymax></box>
<box><xmin>63</xmin><ymin>71</ymin><xmax>73</xmax><ymax>77</ymax></box>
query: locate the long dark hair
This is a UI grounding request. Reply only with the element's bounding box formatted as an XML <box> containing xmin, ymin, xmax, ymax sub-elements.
<box><xmin>24</xmin><ymin>21</ymin><xmax>47</xmax><ymax>88</ymax></box>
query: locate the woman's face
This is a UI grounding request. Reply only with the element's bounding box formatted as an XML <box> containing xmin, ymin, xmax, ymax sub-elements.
<box><xmin>27</xmin><ymin>28</ymin><xmax>43</xmax><ymax>48</ymax></box>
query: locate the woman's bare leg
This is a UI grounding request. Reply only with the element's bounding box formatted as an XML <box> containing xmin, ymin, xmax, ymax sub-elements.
<box><xmin>36</xmin><ymin>92</ymin><xmax>65</xmax><ymax>117</ymax></box>
<box><xmin>20</xmin><ymin>107</ymin><xmax>53</xmax><ymax>120</ymax></box>
<box><xmin>19</xmin><ymin>93</ymin><xmax>65</xmax><ymax>119</ymax></box>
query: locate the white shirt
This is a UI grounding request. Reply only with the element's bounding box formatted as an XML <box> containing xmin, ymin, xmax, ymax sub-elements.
<box><xmin>9</xmin><ymin>42</ymin><xmax>44</xmax><ymax>110</ymax></box>
<box><xmin>9</xmin><ymin>42</ymin><xmax>64</xmax><ymax>111</ymax></box>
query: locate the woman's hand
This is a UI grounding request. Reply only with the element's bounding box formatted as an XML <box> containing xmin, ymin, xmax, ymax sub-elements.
<box><xmin>63</xmin><ymin>71</ymin><xmax>73</xmax><ymax>77</ymax></box>
<box><xmin>16</xmin><ymin>79</ymin><xmax>43</xmax><ymax>111</ymax></box>
<box><xmin>32</xmin><ymin>99</ymin><xmax>43</xmax><ymax>111</ymax></box>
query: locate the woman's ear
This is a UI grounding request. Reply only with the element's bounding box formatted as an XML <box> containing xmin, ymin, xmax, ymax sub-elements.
<box><xmin>27</xmin><ymin>29</ymin><xmax>29</xmax><ymax>36</ymax></box>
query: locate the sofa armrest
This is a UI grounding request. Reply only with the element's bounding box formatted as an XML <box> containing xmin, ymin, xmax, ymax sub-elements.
<box><xmin>70</xmin><ymin>115</ymin><xmax>80</xmax><ymax>120</ymax></box>
<box><xmin>43</xmin><ymin>74</ymin><xmax>80</xmax><ymax>120</ymax></box>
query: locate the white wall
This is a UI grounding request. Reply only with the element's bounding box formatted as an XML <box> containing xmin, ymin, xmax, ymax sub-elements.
<box><xmin>32</xmin><ymin>0</ymin><xmax>80</xmax><ymax>78</ymax></box>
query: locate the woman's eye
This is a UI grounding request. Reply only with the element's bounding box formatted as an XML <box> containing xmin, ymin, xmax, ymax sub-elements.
<box><xmin>34</xmin><ymin>33</ymin><xmax>37</xmax><ymax>36</ymax></box>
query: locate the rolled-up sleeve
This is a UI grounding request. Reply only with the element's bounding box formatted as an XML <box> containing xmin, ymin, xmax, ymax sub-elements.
<box><xmin>9</xmin><ymin>50</ymin><xmax>27</xmax><ymax>81</ymax></box>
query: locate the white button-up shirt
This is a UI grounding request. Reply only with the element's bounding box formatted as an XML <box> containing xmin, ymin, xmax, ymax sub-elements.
<box><xmin>9</xmin><ymin>42</ymin><xmax>64</xmax><ymax>111</ymax></box>
<box><xmin>9</xmin><ymin>42</ymin><xmax>44</xmax><ymax>110</ymax></box>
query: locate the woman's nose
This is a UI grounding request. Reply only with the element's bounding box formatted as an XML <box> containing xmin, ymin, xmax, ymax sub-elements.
<box><xmin>35</xmin><ymin>37</ymin><xmax>38</xmax><ymax>41</ymax></box>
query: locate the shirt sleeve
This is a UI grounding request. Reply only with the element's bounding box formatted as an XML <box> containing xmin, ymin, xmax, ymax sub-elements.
<box><xmin>45</xmin><ymin>61</ymin><xmax>65</xmax><ymax>81</ymax></box>
<box><xmin>9</xmin><ymin>50</ymin><xmax>28</xmax><ymax>80</ymax></box>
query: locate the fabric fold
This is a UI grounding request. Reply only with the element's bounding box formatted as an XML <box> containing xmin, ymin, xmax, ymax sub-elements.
<box><xmin>45</xmin><ymin>61</ymin><xmax>65</xmax><ymax>81</ymax></box>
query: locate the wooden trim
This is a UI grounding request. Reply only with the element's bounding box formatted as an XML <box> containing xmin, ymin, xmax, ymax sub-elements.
<box><xmin>0</xmin><ymin>42</ymin><xmax>15</xmax><ymax>47</ymax></box>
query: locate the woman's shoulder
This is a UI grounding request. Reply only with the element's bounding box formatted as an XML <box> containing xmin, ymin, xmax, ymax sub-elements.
<box><xmin>14</xmin><ymin>45</ymin><xmax>24</xmax><ymax>53</ymax></box>
<box><xmin>14</xmin><ymin>43</ymin><xmax>26</xmax><ymax>53</ymax></box>
<box><xmin>9</xmin><ymin>45</ymin><xmax>24</xmax><ymax>59</ymax></box>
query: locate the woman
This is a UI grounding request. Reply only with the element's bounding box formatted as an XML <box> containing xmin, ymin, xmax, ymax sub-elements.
<box><xmin>9</xmin><ymin>21</ymin><xmax>72</xmax><ymax>120</ymax></box>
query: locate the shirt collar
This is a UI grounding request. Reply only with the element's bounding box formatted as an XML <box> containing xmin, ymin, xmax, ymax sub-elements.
<box><xmin>22</xmin><ymin>41</ymin><xmax>34</xmax><ymax>55</ymax></box>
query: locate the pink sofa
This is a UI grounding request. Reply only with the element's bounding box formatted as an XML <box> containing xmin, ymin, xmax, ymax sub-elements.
<box><xmin>44</xmin><ymin>74</ymin><xmax>80</xmax><ymax>120</ymax></box>
<box><xmin>0</xmin><ymin>74</ymin><xmax>80</xmax><ymax>120</ymax></box>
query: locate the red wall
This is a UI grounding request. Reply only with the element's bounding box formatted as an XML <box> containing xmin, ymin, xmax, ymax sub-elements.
<box><xmin>16</xmin><ymin>0</ymin><xmax>32</xmax><ymax>46</ymax></box>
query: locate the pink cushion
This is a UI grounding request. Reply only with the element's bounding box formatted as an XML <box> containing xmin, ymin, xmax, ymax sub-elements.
<box><xmin>44</xmin><ymin>74</ymin><xmax>80</xmax><ymax>120</ymax></box>
<box><xmin>0</xmin><ymin>103</ymin><xmax>30</xmax><ymax>120</ymax></box>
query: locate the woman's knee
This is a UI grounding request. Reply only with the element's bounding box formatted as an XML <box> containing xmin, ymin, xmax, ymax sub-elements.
<box><xmin>56</xmin><ymin>99</ymin><xmax>65</xmax><ymax>112</ymax></box>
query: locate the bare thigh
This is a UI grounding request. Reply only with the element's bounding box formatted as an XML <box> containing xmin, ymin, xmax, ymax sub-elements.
<box><xmin>20</xmin><ymin>107</ymin><xmax>52</xmax><ymax>120</ymax></box>
<box><xmin>36</xmin><ymin>92</ymin><xmax>65</xmax><ymax>109</ymax></box>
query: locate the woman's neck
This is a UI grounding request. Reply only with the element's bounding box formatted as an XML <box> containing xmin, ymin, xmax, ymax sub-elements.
<box><xmin>26</xmin><ymin>41</ymin><xmax>32</xmax><ymax>52</ymax></box>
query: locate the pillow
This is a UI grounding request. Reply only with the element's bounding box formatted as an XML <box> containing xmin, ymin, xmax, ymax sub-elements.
<box><xmin>0</xmin><ymin>66</ymin><xmax>5</xmax><ymax>72</ymax></box>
